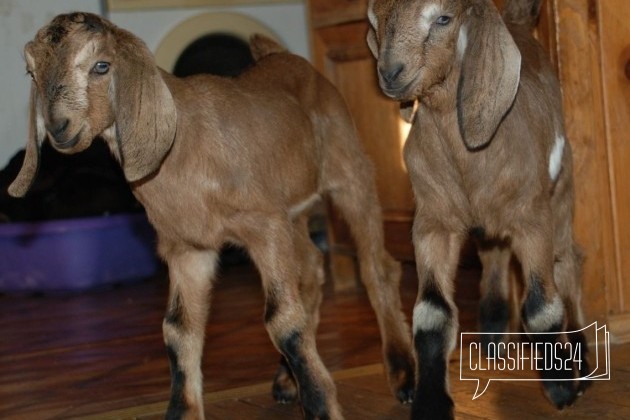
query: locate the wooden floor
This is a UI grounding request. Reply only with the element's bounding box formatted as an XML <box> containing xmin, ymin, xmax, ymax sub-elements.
<box><xmin>1</xmin><ymin>259</ymin><xmax>628</xmax><ymax>419</ymax></box>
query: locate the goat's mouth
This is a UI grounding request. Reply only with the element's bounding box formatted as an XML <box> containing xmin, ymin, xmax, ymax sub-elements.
<box><xmin>50</xmin><ymin>129</ymin><xmax>82</xmax><ymax>150</ymax></box>
<box><xmin>379</xmin><ymin>73</ymin><xmax>420</xmax><ymax>101</ymax></box>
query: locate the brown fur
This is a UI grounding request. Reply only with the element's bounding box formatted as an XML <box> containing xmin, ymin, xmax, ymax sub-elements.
<box><xmin>367</xmin><ymin>0</ymin><xmax>588</xmax><ymax>417</ymax></box>
<box><xmin>10</xmin><ymin>12</ymin><xmax>416</xmax><ymax>420</ymax></box>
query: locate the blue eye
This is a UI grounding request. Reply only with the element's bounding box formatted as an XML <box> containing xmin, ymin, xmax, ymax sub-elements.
<box><xmin>435</xmin><ymin>16</ymin><xmax>452</xmax><ymax>26</ymax></box>
<box><xmin>92</xmin><ymin>61</ymin><xmax>110</xmax><ymax>75</ymax></box>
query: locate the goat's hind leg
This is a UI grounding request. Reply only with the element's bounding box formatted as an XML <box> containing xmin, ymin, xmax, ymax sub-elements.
<box><xmin>551</xmin><ymin>161</ymin><xmax>591</xmax><ymax>400</ymax></box>
<box><xmin>551</xmin><ymin>155</ymin><xmax>592</xmax><ymax>396</ymax></box>
<box><xmin>319</xmin><ymin>92</ymin><xmax>414</xmax><ymax>403</ymax></box>
<box><xmin>272</xmin><ymin>215</ymin><xmax>325</xmax><ymax>404</ymax></box>
<box><xmin>554</xmin><ymin>240</ymin><xmax>591</xmax><ymax>398</ymax></box>
<box><xmin>163</xmin><ymin>248</ymin><xmax>219</xmax><ymax>420</ymax></box>
<box><xmin>247</xmin><ymin>216</ymin><xmax>342</xmax><ymax>419</ymax></box>
<box><xmin>325</xmin><ymin>168</ymin><xmax>415</xmax><ymax>403</ymax></box>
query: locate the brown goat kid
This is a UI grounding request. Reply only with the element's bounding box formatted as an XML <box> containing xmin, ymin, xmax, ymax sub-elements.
<box><xmin>10</xmin><ymin>13</ymin><xmax>416</xmax><ymax>419</ymax></box>
<box><xmin>367</xmin><ymin>0</ymin><xmax>589</xmax><ymax>418</ymax></box>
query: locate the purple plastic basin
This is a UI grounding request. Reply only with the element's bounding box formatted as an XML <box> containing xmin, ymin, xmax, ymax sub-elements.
<box><xmin>0</xmin><ymin>213</ymin><xmax>159</xmax><ymax>292</ymax></box>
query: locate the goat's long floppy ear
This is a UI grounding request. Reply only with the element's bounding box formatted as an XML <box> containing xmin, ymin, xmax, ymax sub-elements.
<box><xmin>113</xmin><ymin>32</ymin><xmax>177</xmax><ymax>182</ymax></box>
<box><xmin>457</xmin><ymin>2</ymin><xmax>521</xmax><ymax>150</ymax></box>
<box><xmin>8</xmin><ymin>84</ymin><xmax>44</xmax><ymax>197</ymax></box>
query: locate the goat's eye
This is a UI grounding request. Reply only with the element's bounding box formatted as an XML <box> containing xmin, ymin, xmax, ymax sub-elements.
<box><xmin>26</xmin><ymin>71</ymin><xmax>35</xmax><ymax>81</ymax></box>
<box><xmin>435</xmin><ymin>15</ymin><xmax>452</xmax><ymax>26</ymax></box>
<box><xmin>92</xmin><ymin>61</ymin><xmax>110</xmax><ymax>75</ymax></box>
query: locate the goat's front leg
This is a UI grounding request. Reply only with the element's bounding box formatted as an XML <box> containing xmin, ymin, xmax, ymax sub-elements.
<box><xmin>163</xmin><ymin>248</ymin><xmax>218</xmax><ymax>420</ymax></box>
<box><xmin>245</xmin><ymin>217</ymin><xmax>342</xmax><ymax>420</ymax></box>
<box><xmin>477</xmin><ymin>244</ymin><xmax>512</xmax><ymax>354</ymax></box>
<box><xmin>411</xmin><ymin>229</ymin><xmax>464</xmax><ymax>420</ymax></box>
<box><xmin>511</xmin><ymin>223</ymin><xmax>577</xmax><ymax>409</ymax></box>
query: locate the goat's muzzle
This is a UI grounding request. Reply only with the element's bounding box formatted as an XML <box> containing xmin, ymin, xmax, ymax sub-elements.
<box><xmin>379</xmin><ymin>63</ymin><xmax>405</xmax><ymax>86</ymax></box>
<box><xmin>49</xmin><ymin>117</ymin><xmax>69</xmax><ymax>138</ymax></box>
<box><xmin>46</xmin><ymin>118</ymin><xmax>82</xmax><ymax>150</ymax></box>
<box><xmin>378</xmin><ymin>63</ymin><xmax>418</xmax><ymax>100</ymax></box>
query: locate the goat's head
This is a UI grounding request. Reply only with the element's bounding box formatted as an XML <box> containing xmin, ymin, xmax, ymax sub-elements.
<box><xmin>9</xmin><ymin>12</ymin><xmax>176</xmax><ymax>197</ymax></box>
<box><xmin>367</xmin><ymin>0</ymin><xmax>522</xmax><ymax>149</ymax></box>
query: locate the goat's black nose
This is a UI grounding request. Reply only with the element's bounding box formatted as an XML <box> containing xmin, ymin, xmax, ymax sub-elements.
<box><xmin>379</xmin><ymin>63</ymin><xmax>405</xmax><ymax>84</ymax></box>
<box><xmin>49</xmin><ymin>118</ymin><xmax>70</xmax><ymax>138</ymax></box>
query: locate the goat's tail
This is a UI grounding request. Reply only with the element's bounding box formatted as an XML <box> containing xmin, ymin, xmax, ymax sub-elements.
<box><xmin>502</xmin><ymin>0</ymin><xmax>543</xmax><ymax>28</ymax></box>
<box><xmin>250</xmin><ymin>34</ymin><xmax>287</xmax><ymax>61</ymax></box>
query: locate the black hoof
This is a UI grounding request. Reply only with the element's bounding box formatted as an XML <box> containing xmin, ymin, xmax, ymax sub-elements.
<box><xmin>386</xmin><ymin>349</ymin><xmax>416</xmax><ymax>404</ymax></box>
<box><xmin>272</xmin><ymin>357</ymin><xmax>298</xmax><ymax>404</ymax></box>
<box><xmin>538</xmin><ymin>330</ymin><xmax>592</xmax><ymax>410</ymax></box>
<box><xmin>573</xmin><ymin>331</ymin><xmax>593</xmax><ymax>397</ymax></box>
<box><xmin>272</xmin><ymin>378</ymin><xmax>298</xmax><ymax>404</ymax></box>
<box><xmin>411</xmin><ymin>391</ymin><xmax>454</xmax><ymax>420</ymax></box>
<box><xmin>396</xmin><ymin>382</ymin><xmax>415</xmax><ymax>405</ymax></box>
<box><xmin>543</xmin><ymin>380</ymin><xmax>577</xmax><ymax>409</ymax></box>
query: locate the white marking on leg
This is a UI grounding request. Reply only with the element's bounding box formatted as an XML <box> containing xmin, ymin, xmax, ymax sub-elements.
<box><xmin>525</xmin><ymin>294</ymin><xmax>564</xmax><ymax>333</ymax></box>
<box><xmin>413</xmin><ymin>300</ymin><xmax>449</xmax><ymax>332</ymax></box>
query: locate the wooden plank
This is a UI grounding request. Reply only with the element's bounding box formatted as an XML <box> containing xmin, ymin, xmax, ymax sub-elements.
<box><xmin>554</xmin><ymin>0</ymin><xmax>616</xmax><ymax>323</ymax></box>
<box><xmin>597</xmin><ymin>0</ymin><xmax>630</xmax><ymax>314</ymax></box>
<box><xmin>308</xmin><ymin>0</ymin><xmax>367</xmax><ymax>29</ymax></box>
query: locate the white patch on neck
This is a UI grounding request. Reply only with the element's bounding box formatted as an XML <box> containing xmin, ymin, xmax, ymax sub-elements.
<box><xmin>457</xmin><ymin>25</ymin><xmax>468</xmax><ymax>60</ymax></box>
<box><xmin>549</xmin><ymin>135</ymin><xmax>565</xmax><ymax>181</ymax></box>
<box><xmin>420</xmin><ymin>3</ymin><xmax>441</xmax><ymax>30</ymax></box>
